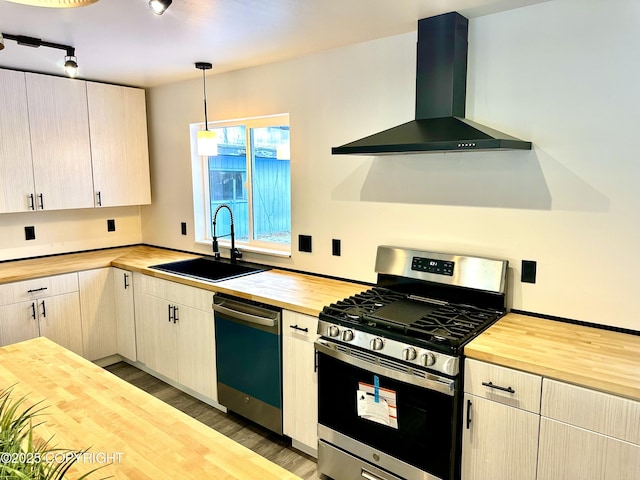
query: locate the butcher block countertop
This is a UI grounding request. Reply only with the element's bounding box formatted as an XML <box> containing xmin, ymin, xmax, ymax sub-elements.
<box><xmin>0</xmin><ymin>245</ymin><xmax>368</xmax><ymax>316</ymax></box>
<box><xmin>0</xmin><ymin>337</ymin><xmax>301</xmax><ymax>480</ymax></box>
<box><xmin>465</xmin><ymin>312</ymin><xmax>640</xmax><ymax>401</ymax></box>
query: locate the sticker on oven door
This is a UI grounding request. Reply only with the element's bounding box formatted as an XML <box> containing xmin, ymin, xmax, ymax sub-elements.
<box><xmin>357</xmin><ymin>380</ymin><xmax>398</xmax><ymax>429</ymax></box>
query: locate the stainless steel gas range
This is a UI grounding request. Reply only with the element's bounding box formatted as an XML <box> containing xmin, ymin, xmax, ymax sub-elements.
<box><xmin>314</xmin><ymin>245</ymin><xmax>508</xmax><ymax>480</ymax></box>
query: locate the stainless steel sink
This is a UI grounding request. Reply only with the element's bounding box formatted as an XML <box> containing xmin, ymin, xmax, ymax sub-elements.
<box><xmin>149</xmin><ymin>257</ymin><xmax>269</xmax><ymax>282</ymax></box>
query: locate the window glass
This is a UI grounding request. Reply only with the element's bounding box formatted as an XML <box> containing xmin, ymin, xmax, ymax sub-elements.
<box><xmin>194</xmin><ymin>115</ymin><xmax>291</xmax><ymax>253</ymax></box>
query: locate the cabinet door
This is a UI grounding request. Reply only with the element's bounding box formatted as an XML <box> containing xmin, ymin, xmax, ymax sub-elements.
<box><xmin>538</xmin><ymin>417</ymin><xmax>640</xmax><ymax>480</ymax></box>
<box><xmin>25</xmin><ymin>73</ymin><xmax>94</xmax><ymax>211</ymax></box>
<box><xmin>0</xmin><ymin>69</ymin><xmax>35</xmax><ymax>213</ymax></box>
<box><xmin>461</xmin><ymin>394</ymin><xmax>539</xmax><ymax>480</ymax></box>
<box><xmin>78</xmin><ymin>268</ymin><xmax>117</xmax><ymax>361</ymax></box>
<box><xmin>87</xmin><ymin>82</ymin><xmax>151</xmax><ymax>207</ymax></box>
<box><xmin>176</xmin><ymin>305</ymin><xmax>216</xmax><ymax>400</ymax></box>
<box><xmin>113</xmin><ymin>268</ymin><xmax>136</xmax><ymax>361</ymax></box>
<box><xmin>283</xmin><ymin>334</ymin><xmax>317</xmax><ymax>451</ymax></box>
<box><xmin>0</xmin><ymin>301</ymin><xmax>40</xmax><ymax>347</ymax></box>
<box><xmin>38</xmin><ymin>293</ymin><xmax>83</xmax><ymax>356</ymax></box>
<box><xmin>137</xmin><ymin>293</ymin><xmax>177</xmax><ymax>381</ymax></box>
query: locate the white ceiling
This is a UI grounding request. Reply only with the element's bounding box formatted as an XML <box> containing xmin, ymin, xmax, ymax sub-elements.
<box><xmin>0</xmin><ymin>0</ymin><xmax>548</xmax><ymax>88</ymax></box>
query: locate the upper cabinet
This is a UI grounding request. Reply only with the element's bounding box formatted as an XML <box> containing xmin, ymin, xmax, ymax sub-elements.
<box><xmin>87</xmin><ymin>83</ymin><xmax>151</xmax><ymax>207</ymax></box>
<box><xmin>26</xmin><ymin>72</ymin><xmax>95</xmax><ymax>211</ymax></box>
<box><xmin>0</xmin><ymin>68</ymin><xmax>151</xmax><ymax>214</ymax></box>
<box><xmin>0</xmin><ymin>69</ymin><xmax>37</xmax><ymax>213</ymax></box>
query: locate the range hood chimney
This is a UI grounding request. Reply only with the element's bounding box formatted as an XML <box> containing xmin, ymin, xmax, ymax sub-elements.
<box><xmin>332</xmin><ymin>12</ymin><xmax>532</xmax><ymax>155</ymax></box>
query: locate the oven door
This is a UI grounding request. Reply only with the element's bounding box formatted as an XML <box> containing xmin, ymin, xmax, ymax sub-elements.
<box><xmin>315</xmin><ymin>339</ymin><xmax>459</xmax><ymax>480</ymax></box>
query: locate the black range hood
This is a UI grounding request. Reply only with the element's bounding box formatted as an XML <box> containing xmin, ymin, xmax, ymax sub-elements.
<box><xmin>332</xmin><ymin>12</ymin><xmax>532</xmax><ymax>155</ymax></box>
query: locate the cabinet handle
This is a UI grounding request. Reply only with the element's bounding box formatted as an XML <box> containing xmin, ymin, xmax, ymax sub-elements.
<box><xmin>40</xmin><ymin>300</ymin><xmax>46</xmax><ymax>318</ymax></box>
<box><xmin>482</xmin><ymin>381</ymin><xmax>516</xmax><ymax>394</ymax></box>
<box><xmin>27</xmin><ymin>287</ymin><xmax>48</xmax><ymax>293</ymax></box>
<box><xmin>173</xmin><ymin>306</ymin><xmax>179</xmax><ymax>323</ymax></box>
<box><xmin>28</xmin><ymin>193</ymin><xmax>35</xmax><ymax>211</ymax></box>
<box><xmin>168</xmin><ymin>304</ymin><xmax>173</xmax><ymax>322</ymax></box>
<box><xmin>123</xmin><ymin>273</ymin><xmax>130</xmax><ymax>289</ymax></box>
<box><xmin>30</xmin><ymin>302</ymin><xmax>36</xmax><ymax>320</ymax></box>
<box><xmin>96</xmin><ymin>191</ymin><xmax>102</xmax><ymax>207</ymax></box>
<box><xmin>466</xmin><ymin>399</ymin><xmax>472</xmax><ymax>429</ymax></box>
<box><xmin>37</xmin><ymin>193</ymin><xmax>44</xmax><ymax>210</ymax></box>
<box><xmin>314</xmin><ymin>348</ymin><xmax>318</xmax><ymax>373</ymax></box>
<box><xmin>289</xmin><ymin>324</ymin><xmax>309</xmax><ymax>333</ymax></box>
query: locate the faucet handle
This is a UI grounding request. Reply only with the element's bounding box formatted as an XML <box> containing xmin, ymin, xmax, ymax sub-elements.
<box><xmin>233</xmin><ymin>248</ymin><xmax>243</xmax><ymax>260</ymax></box>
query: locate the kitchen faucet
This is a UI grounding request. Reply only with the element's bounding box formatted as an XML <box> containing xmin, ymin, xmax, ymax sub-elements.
<box><xmin>212</xmin><ymin>204</ymin><xmax>242</xmax><ymax>263</ymax></box>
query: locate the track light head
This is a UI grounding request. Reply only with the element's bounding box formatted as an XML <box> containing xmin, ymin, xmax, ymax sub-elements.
<box><xmin>64</xmin><ymin>55</ymin><xmax>78</xmax><ymax>77</ymax></box>
<box><xmin>0</xmin><ymin>33</ymin><xmax>4</xmax><ymax>51</ymax></box>
<box><xmin>149</xmin><ymin>0</ymin><xmax>172</xmax><ymax>15</ymax></box>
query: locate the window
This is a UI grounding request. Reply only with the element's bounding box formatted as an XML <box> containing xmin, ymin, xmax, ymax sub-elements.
<box><xmin>191</xmin><ymin>114</ymin><xmax>291</xmax><ymax>255</ymax></box>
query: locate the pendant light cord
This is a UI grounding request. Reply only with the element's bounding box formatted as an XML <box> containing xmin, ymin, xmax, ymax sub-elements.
<box><xmin>202</xmin><ymin>67</ymin><xmax>209</xmax><ymax>131</ymax></box>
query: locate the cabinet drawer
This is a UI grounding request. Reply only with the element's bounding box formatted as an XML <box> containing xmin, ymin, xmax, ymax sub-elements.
<box><xmin>464</xmin><ymin>359</ymin><xmax>542</xmax><ymax>413</ymax></box>
<box><xmin>0</xmin><ymin>273</ymin><xmax>79</xmax><ymax>306</ymax></box>
<box><xmin>139</xmin><ymin>275</ymin><xmax>212</xmax><ymax>311</ymax></box>
<box><xmin>282</xmin><ymin>310</ymin><xmax>318</xmax><ymax>342</ymax></box>
<box><xmin>542</xmin><ymin>379</ymin><xmax>640</xmax><ymax>445</ymax></box>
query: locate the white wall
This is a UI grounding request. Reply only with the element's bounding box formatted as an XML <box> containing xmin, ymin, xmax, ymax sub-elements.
<box><xmin>0</xmin><ymin>207</ymin><xmax>144</xmax><ymax>261</ymax></box>
<box><xmin>143</xmin><ymin>0</ymin><xmax>640</xmax><ymax>331</ymax></box>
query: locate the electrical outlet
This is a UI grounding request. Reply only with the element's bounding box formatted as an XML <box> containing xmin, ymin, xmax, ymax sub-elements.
<box><xmin>25</xmin><ymin>226</ymin><xmax>35</xmax><ymax>241</ymax></box>
<box><xmin>181</xmin><ymin>222</ymin><xmax>187</xmax><ymax>235</ymax></box>
<box><xmin>107</xmin><ymin>219</ymin><xmax>116</xmax><ymax>232</ymax></box>
<box><xmin>332</xmin><ymin>239</ymin><xmax>341</xmax><ymax>256</ymax></box>
<box><xmin>298</xmin><ymin>234</ymin><xmax>312</xmax><ymax>253</ymax></box>
<box><xmin>521</xmin><ymin>260</ymin><xmax>537</xmax><ymax>283</ymax></box>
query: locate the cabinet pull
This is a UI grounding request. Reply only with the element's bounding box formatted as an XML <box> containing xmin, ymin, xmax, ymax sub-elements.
<box><xmin>28</xmin><ymin>193</ymin><xmax>35</xmax><ymax>211</ymax></box>
<box><xmin>466</xmin><ymin>399</ymin><xmax>472</xmax><ymax>429</ymax></box>
<box><xmin>482</xmin><ymin>381</ymin><xmax>515</xmax><ymax>394</ymax></box>
<box><xmin>27</xmin><ymin>287</ymin><xmax>48</xmax><ymax>293</ymax></box>
<box><xmin>289</xmin><ymin>324</ymin><xmax>309</xmax><ymax>333</ymax></box>
<box><xmin>123</xmin><ymin>273</ymin><xmax>130</xmax><ymax>289</ymax></box>
<box><xmin>168</xmin><ymin>304</ymin><xmax>173</xmax><ymax>322</ymax></box>
<box><xmin>173</xmin><ymin>306</ymin><xmax>179</xmax><ymax>323</ymax></box>
<box><xmin>37</xmin><ymin>193</ymin><xmax>44</xmax><ymax>210</ymax></box>
<box><xmin>30</xmin><ymin>302</ymin><xmax>36</xmax><ymax>320</ymax></box>
<box><xmin>96</xmin><ymin>191</ymin><xmax>102</xmax><ymax>207</ymax></box>
<box><xmin>40</xmin><ymin>300</ymin><xmax>46</xmax><ymax>318</ymax></box>
<box><xmin>314</xmin><ymin>348</ymin><xmax>318</xmax><ymax>373</ymax></box>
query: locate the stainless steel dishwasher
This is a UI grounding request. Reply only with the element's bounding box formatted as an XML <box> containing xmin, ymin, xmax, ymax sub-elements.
<box><xmin>213</xmin><ymin>293</ymin><xmax>283</xmax><ymax>434</ymax></box>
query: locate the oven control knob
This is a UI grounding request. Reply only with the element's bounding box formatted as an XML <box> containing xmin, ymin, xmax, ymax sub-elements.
<box><xmin>342</xmin><ymin>329</ymin><xmax>354</xmax><ymax>342</ymax></box>
<box><xmin>328</xmin><ymin>325</ymin><xmax>340</xmax><ymax>338</ymax></box>
<box><xmin>370</xmin><ymin>337</ymin><xmax>384</xmax><ymax>351</ymax></box>
<box><xmin>421</xmin><ymin>352</ymin><xmax>436</xmax><ymax>367</ymax></box>
<box><xmin>402</xmin><ymin>347</ymin><xmax>417</xmax><ymax>361</ymax></box>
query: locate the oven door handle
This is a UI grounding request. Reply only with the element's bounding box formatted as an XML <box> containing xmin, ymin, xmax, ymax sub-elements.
<box><xmin>314</xmin><ymin>339</ymin><xmax>455</xmax><ymax>396</ymax></box>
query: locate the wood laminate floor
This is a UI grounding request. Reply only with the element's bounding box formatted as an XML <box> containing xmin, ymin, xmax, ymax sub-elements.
<box><xmin>105</xmin><ymin>362</ymin><xmax>321</xmax><ymax>480</ymax></box>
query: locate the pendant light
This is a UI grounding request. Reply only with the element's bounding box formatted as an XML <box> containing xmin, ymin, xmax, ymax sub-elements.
<box><xmin>195</xmin><ymin>62</ymin><xmax>218</xmax><ymax>157</ymax></box>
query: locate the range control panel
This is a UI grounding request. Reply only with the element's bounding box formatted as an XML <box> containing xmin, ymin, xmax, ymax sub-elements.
<box><xmin>411</xmin><ymin>257</ymin><xmax>454</xmax><ymax>276</ymax></box>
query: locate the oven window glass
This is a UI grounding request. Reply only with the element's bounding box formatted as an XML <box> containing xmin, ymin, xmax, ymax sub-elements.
<box><xmin>318</xmin><ymin>351</ymin><xmax>457</xmax><ymax>479</ymax></box>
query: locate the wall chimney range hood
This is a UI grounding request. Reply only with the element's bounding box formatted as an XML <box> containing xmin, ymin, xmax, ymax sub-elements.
<box><xmin>332</xmin><ymin>12</ymin><xmax>532</xmax><ymax>155</ymax></box>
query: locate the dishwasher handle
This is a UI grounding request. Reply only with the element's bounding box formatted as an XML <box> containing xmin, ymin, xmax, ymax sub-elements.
<box><xmin>213</xmin><ymin>297</ymin><xmax>279</xmax><ymax>328</ymax></box>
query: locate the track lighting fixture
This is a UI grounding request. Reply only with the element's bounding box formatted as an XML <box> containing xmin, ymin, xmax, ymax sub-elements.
<box><xmin>195</xmin><ymin>62</ymin><xmax>218</xmax><ymax>157</ymax></box>
<box><xmin>5</xmin><ymin>0</ymin><xmax>99</xmax><ymax>6</ymax></box>
<box><xmin>149</xmin><ymin>0</ymin><xmax>172</xmax><ymax>15</ymax></box>
<box><xmin>0</xmin><ymin>33</ymin><xmax>79</xmax><ymax>78</ymax></box>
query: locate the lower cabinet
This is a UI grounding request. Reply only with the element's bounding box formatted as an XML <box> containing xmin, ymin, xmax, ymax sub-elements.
<box><xmin>538</xmin><ymin>378</ymin><xmax>640</xmax><ymax>480</ymax></box>
<box><xmin>462</xmin><ymin>360</ymin><xmax>640</xmax><ymax>480</ymax></box>
<box><xmin>282</xmin><ymin>310</ymin><xmax>318</xmax><ymax>456</ymax></box>
<box><xmin>136</xmin><ymin>275</ymin><xmax>216</xmax><ymax>401</ymax></box>
<box><xmin>461</xmin><ymin>359</ymin><xmax>542</xmax><ymax>480</ymax></box>
<box><xmin>113</xmin><ymin>267</ymin><xmax>137</xmax><ymax>361</ymax></box>
<box><xmin>0</xmin><ymin>273</ymin><xmax>83</xmax><ymax>356</ymax></box>
<box><xmin>461</xmin><ymin>394</ymin><xmax>539</xmax><ymax>480</ymax></box>
<box><xmin>78</xmin><ymin>268</ymin><xmax>117</xmax><ymax>361</ymax></box>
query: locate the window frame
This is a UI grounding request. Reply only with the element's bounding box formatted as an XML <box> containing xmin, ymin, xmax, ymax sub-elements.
<box><xmin>190</xmin><ymin>113</ymin><xmax>291</xmax><ymax>257</ymax></box>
